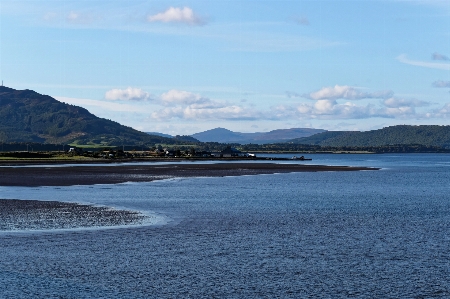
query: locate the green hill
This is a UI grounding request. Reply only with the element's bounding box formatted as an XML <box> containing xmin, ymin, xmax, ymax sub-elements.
<box><xmin>0</xmin><ymin>86</ymin><xmax>189</xmax><ymax>146</ymax></box>
<box><xmin>291</xmin><ymin>125</ymin><xmax>450</xmax><ymax>148</ymax></box>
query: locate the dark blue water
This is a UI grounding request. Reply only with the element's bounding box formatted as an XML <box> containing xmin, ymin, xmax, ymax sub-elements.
<box><xmin>1</xmin><ymin>154</ymin><xmax>450</xmax><ymax>298</ymax></box>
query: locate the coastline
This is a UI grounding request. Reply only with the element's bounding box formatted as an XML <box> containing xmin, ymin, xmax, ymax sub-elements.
<box><xmin>0</xmin><ymin>162</ymin><xmax>378</xmax><ymax>187</ymax></box>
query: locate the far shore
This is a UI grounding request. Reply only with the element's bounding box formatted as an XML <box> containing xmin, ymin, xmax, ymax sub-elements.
<box><xmin>0</xmin><ymin>162</ymin><xmax>378</xmax><ymax>187</ymax></box>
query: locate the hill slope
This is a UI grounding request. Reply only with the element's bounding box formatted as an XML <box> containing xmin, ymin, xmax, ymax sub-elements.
<box><xmin>192</xmin><ymin>127</ymin><xmax>325</xmax><ymax>144</ymax></box>
<box><xmin>0</xmin><ymin>86</ymin><xmax>176</xmax><ymax>146</ymax></box>
<box><xmin>291</xmin><ymin>125</ymin><xmax>450</xmax><ymax>148</ymax></box>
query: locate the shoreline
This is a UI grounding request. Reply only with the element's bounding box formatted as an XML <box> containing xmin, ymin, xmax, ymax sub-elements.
<box><xmin>0</xmin><ymin>162</ymin><xmax>378</xmax><ymax>187</ymax></box>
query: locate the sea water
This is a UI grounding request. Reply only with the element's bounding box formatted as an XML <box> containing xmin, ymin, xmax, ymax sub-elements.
<box><xmin>0</xmin><ymin>154</ymin><xmax>449</xmax><ymax>298</ymax></box>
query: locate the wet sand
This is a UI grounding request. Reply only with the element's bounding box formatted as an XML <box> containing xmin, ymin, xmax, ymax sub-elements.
<box><xmin>0</xmin><ymin>163</ymin><xmax>378</xmax><ymax>231</ymax></box>
<box><xmin>0</xmin><ymin>199</ymin><xmax>149</xmax><ymax>231</ymax></box>
<box><xmin>0</xmin><ymin>162</ymin><xmax>378</xmax><ymax>187</ymax></box>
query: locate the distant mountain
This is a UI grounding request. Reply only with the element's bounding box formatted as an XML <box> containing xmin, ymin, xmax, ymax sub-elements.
<box><xmin>0</xmin><ymin>86</ymin><xmax>180</xmax><ymax>146</ymax></box>
<box><xmin>146</xmin><ymin>132</ymin><xmax>173</xmax><ymax>138</ymax></box>
<box><xmin>191</xmin><ymin>127</ymin><xmax>326</xmax><ymax>144</ymax></box>
<box><xmin>191</xmin><ymin>128</ymin><xmax>245</xmax><ymax>143</ymax></box>
<box><xmin>144</xmin><ymin>132</ymin><xmax>200</xmax><ymax>143</ymax></box>
<box><xmin>245</xmin><ymin>128</ymin><xmax>327</xmax><ymax>143</ymax></box>
<box><xmin>290</xmin><ymin>125</ymin><xmax>450</xmax><ymax>148</ymax></box>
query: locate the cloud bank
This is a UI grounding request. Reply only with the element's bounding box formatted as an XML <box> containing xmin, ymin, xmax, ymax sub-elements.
<box><xmin>282</xmin><ymin>85</ymin><xmax>431</xmax><ymax>120</ymax></box>
<box><xmin>61</xmin><ymin>84</ymin><xmax>450</xmax><ymax>129</ymax></box>
<box><xmin>149</xmin><ymin>86</ymin><xmax>430</xmax><ymax>122</ymax></box>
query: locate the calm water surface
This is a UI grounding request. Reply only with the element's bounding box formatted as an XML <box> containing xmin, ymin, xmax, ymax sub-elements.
<box><xmin>1</xmin><ymin>154</ymin><xmax>450</xmax><ymax>298</ymax></box>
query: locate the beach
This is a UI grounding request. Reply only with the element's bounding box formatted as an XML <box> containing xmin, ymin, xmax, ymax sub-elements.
<box><xmin>0</xmin><ymin>162</ymin><xmax>377</xmax><ymax>187</ymax></box>
<box><xmin>0</xmin><ymin>161</ymin><xmax>377</xmax><ymax>231</ymax></box>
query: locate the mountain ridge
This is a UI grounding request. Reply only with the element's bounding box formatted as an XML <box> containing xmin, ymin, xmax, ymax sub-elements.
<box><xmin>290</xmin><ymin>125</ymin><xmax>450</xmax><ymax>148</ymax></box>
<box><xmin>191</xmin><ymin>127</ymin><xmax>326</xmax><ymax>144</ymax></box>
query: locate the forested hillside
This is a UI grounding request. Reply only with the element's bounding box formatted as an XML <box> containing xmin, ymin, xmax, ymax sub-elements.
<box><xmin>291</xmin><ymin>125</ymin><xmax>450</xmax><ymax>148</ymax></box>
<box><xmin>0</xmin><ymin>86</ymin><xmax>181</xmax><ymax>146</ymax></box>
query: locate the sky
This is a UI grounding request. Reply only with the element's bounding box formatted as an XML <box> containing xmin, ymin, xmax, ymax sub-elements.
<box><xmin>1</xmin><ymin>0</ymin><xmax>450</xmax><ymax>135</ymax></box>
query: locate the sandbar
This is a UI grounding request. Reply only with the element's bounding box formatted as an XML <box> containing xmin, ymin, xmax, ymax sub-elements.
<box><xmin>0</xmin><ymin>162</ymin><xmax>378</xmax><ymax>187</ymax></box>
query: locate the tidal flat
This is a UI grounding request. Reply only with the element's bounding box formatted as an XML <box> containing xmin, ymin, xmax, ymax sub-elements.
<box><xmin>0</xmin><ymin>162</ymin><xmax>377</xmax><ymax>187</ymax></box>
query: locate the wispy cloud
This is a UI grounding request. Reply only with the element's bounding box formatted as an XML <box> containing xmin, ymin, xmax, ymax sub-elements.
<box><xmin>397</xmin><ymin>54</ymin><xmax>450</xmax><ymax>70</ymax></box>
<box><xmin>104</xmin><ymin>87</ymin><xmax>152</xmax><ymax>101</ymax></box>
<box><xmin>55</xmin><ymin>96</ymin><xmax>143</xmax><ymax>113</ymax></box>
<box><xmin>147</xmin><ymin>7</ymin><xmax>206</xmax><ymax>26</ymax></box>
<box><xmin>435</xmin><ymin>103</ymin><xmax>450</xmax><ymax>117</ymax></box>
<box><xmin>285</xmin><ymin>91</ymin><xmax>301</xmax><ymax>98</ymax></box>
<box><xmin>432</xmin><ymin>80</ymin><xmax>450</xmax><ymax>88</ymax></box>
<box><xmin>304</xmin><ymin>85</ymin><xmax>393</xmax><ymax>101</ymax></box>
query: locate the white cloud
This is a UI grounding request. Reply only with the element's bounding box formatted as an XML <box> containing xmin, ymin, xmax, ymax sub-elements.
<box><xmin>104</xmin><ymin>87</ymin><xmax>151</xmax><ymax>101</ymax></box>
<box><xmin>150</xmin><ymin>92</ymin><xmax>426</xmax><ymax>122</ymax></box>
<box><xmin>397</xmin><ymin>54</ymin><xmax>450</xmax><ymax>70</ymax></box>
<box><xmin>148</xmin><ymin>89</ymin><xmax>257</xmax><ymax>120</ymax></box>
<box><xmin>160</xmin><ymin>89</ymin><xmax>208</xmax><ymax>106</ymax></box>
<box><xmin>277</xmin><ymin>89</ymin><xmax>429</xmax><ymax>120</ymax></box>
<box><xmin>147</xmin><ymin>7</ymin><xmax>205</xmax><ymax>26</ymax></box>
<box><xmin>296</xmin><ymin>104</ymin><xmax>312</xmax><ymax>114</ymax></box>
<box><xmin>314</xmin><ymin>99</ymin><xmax>336</xmax><ymax>114</ymax></box>
<box><xmin>381</xmin><ymin>106</ymin><xmax>416</xmax><ymax>117</ymax></box>
<box><xmin>305</xmin><ymin>85</ymin><xmax>393</xmax><ymax>100</ymax></box>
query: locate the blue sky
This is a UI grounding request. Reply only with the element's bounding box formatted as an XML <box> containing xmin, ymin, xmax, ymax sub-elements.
<box><xmin>1</xmin><ymin>0</ymin><xmax>450</xmax><ymax>135</ymax></box>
